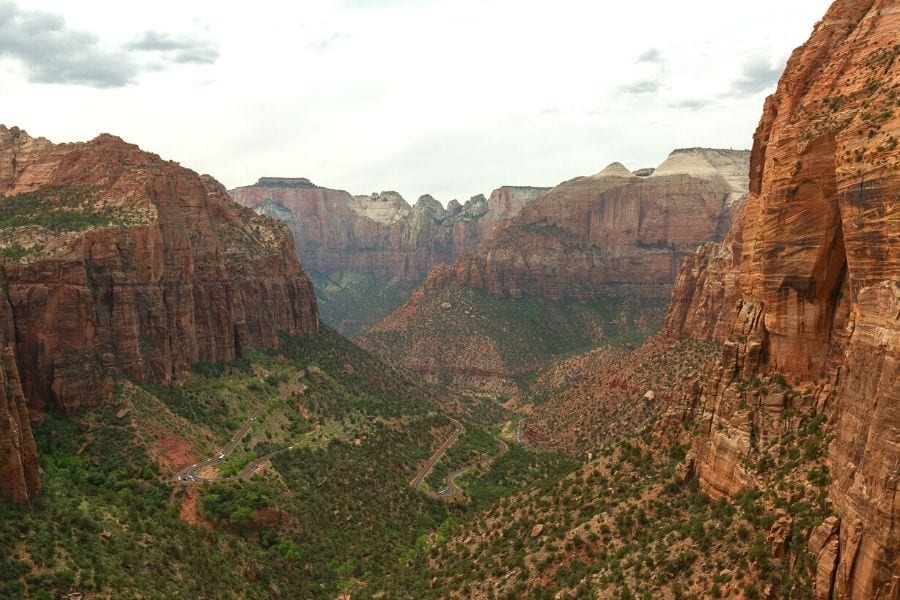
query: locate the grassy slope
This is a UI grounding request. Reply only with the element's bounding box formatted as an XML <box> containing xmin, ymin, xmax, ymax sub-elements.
<box><xmin>361</xmin><ymin>284</ymin><xmax>667</xmax><ymax>393</ymax></box>
<box><xmin>0</xmin><ymin>328</ymin><xmax>570</xmax><ymax>599</ymax></box>
<box><xmin>310</xmin><ymin>269</ymin><xmax>421</xmax><ymax>336</ymax></box>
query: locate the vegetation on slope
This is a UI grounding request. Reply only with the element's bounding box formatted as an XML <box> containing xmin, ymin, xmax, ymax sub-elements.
<box><xmin>361</xmin><ymin>284</ymin><xmax>667</xmax><ymax>395</ymax></box>
<box><xmin>310</xmin><ymin>269</ymin><xmax>421</xmax><ymax>336</ymax></box>
<box><xmin>0</xmin><ymin>187</ymin><xmax>154</xmax><ymax>262</ymax></box>
<box><xmin>0</xmin><ymin>328</ymin><xmax>571</xmax><ymax>598</ymax></box>
<box><xmin>370</xmin><ymin>405</ymin><xmax>834</xmax><ymax>599</ymax></box>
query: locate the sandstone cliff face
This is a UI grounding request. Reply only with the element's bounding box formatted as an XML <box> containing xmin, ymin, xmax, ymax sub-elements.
<box><xmin>230</xmin><ymin>178</ymin><xmax>547</xmax><ymax>332</ymax></box>
<box><xmin>230</xmin><ymin>178</ymin><xmax>548</xmax><ymax>284</ymax></box>
<box><xmin>0</xmin><ymin>126</ymin><xmax>319</xmax><ymax>501</ymax></box>
<box><xmin>360</xmin><ymin>150</ymin><xmax>749</xmax><ymax>391</ymax></box>
<box><xmin>663</xmin><ymin>2</ymin><xmax>899</xmax><ymax>596</ymax></box>
<box><xmin>440</xmin><ymin>157</ymin><xmax>747</xmax><ymax>302</ymax></box>
<box><xmin>0</xmin><ymin>297</ymin><xmax>39</xmax><ymax>503</ymax></box>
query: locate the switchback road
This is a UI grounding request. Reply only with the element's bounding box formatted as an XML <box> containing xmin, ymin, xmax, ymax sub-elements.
<box><xmin>176</xmin><ymin>402</ymin><xmax>275</xmax><ymax>484</ymax></box>
<box><xmin>409</xmin><ymin>415</ymin><xmax>463</xmax><ymax>490</ymax></box>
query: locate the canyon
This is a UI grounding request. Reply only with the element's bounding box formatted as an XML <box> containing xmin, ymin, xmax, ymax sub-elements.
<box><xmin>359</xmin><ymin>147</ymin><xmax>750</xmax><ymax>392</ymax></box>
<box><xmin>523</xmin><ymin>0</ymin><xmax>899</xmax><ymax>595</ymax></box>
<box><xmin>230</xmin><ymin>177</ymin><xmax>548</xmax><ymax>333</ymax></box>
<box><xmin>0</xmin><ymin>125</ymin><xmax>319</xmax><ymax>502</ymax></box>
<box><xmin>0</xmin><ymin>0</ymin><xmax>895</xmax><ymax>597</ymax></box>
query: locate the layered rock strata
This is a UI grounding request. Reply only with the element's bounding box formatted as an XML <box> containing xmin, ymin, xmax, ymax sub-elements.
<box><xmin>0</xmin><ymin>126</ymin><xmax>320</xmax><ymax>501</ymax></box>
<box><xmin>230</xmin><ymin>179</ymin><xmax>549</xmax><ymax>285</ymax></box>
<box><xmin>359</xmin><ymin>150</ymin><xmax>749</xmax><ymax>389</ymax></box>
<box><xmin>663</xmin><ymin>2</ymin><xmax>899</xmax><ymax>596</ymax></box>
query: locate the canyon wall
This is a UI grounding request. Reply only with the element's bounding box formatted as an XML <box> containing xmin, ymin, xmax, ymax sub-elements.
<box><xmin>437</xmin><ymin>149</ymin><xmax>749</xmax><ymax>302</ymax></box>
<box><xmin>230</xmin><ymin>178</ymin><xmax>547</xmax><ymax>283</ymax></box>
<box><xmin>360</xmin><ymin>149</ymin><xmax>750</xmax><ymax>391</ymax></box>
<box><xmin>230</xmin><ymin>178</ymin><xmax>547</xmax><ymax>332</ymax></box>
<box><xmin>0</xmin><ymin>126</ymin><xmax>320</xmax><ymax>501</ymax></box>
<box><xmin>663</xmin><ymin>1</ymin><xmax>899</xmax><ymax>596</ymax></box>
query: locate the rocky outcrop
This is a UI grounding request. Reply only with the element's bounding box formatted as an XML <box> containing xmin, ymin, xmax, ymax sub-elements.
<box><xmin>438</xmin><ymin>160</ymin><xmax>747</xmax><ymax>302</ymax></box>
<box><xmin>360</xmin><ymin>149</ymin><xmax>749</xmax><ymax>391</ymax></box>
<box><xmin>0</xmin><ymin>125</ymin><xmax>319</xmax><ymax>502</ymax></box>
<box><xmin>230</xmin><ymin>179</ymin><xmax>547</xmax><ymax>284</ymax></box>
<box><xmin>663</xmin><ymin>1</ymin><xmax>899</xmax><ymax>596</ymax></box>
<box><xmin>230</xmin><ymin>178</ymin><xmax>547</xmax><ymax>332</ymax></box>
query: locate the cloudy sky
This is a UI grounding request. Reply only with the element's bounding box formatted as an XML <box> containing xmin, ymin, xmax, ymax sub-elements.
<box><xmin>2</xmin><ymin>0</ymin><xmax>832</xmax><ymax>202</ymax></box>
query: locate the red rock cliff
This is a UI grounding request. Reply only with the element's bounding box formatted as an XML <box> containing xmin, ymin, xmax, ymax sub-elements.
<box><xmin>0</xmin><ymin>126</ymin><xmax>319</xmax><ymax>501</ymax></box>
<box><xmin>664</xmin><ymin>1</ymin><xmax>898</xmax><ymax>596</ymax></box>
<box><xmin>442</xmin><ymin>158</ymin><xmax>747</xmax><ymax>302</ymax></box>
<box><xmin>229</xmin><ymin>178</ymin><xmax>548</xmax><ymax>284</ymax></box>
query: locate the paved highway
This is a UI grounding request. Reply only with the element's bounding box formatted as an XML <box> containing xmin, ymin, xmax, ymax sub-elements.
<box><xmin>437</xmin><ymin>438</ymin><xmax>508</xmax><ymax>498</ymax></box>
<box><xmin>409</xmin><ymin>415</ymin><xmax>463</xmax><ymax>490</ymax></box>
<box><xmin>176</xmin><ymin>401</ymin><xmax>274</xmax><ymax>484</ymax></box>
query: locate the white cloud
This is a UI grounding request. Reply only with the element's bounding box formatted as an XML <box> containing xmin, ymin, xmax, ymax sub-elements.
<box><xmin>1</xmin><ymin>0</ymin><xmax>833</xmax><ymax>201</ymax></box>
<box><xmin>0</xmin><ymin>1</ymin><xmax>218</xmax><ymax>87</ymax></box>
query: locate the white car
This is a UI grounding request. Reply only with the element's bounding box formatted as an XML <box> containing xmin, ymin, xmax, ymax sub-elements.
<box><xmin>217</xmin><ymin>452</ymin><xmax>225</xmax><ymax>459</ymax></box>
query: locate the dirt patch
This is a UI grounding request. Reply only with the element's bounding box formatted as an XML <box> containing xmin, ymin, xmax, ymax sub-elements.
<box><xmin>198</xmin><ymin>465</ymin><xmax>220</xmax><ymax>479</ymax></box>
<box><xmin>179</xmin><ymin>487</ymin><xmax>212</xmax><ymax>529</ymax></box>
<box><xmin>252</xmin><ymin>507</ymin><xmax>291</xmax><ymax>528</ymax></box>
<box><xmin>152</xmin><ymin>431</ymin><xmax>197</xmax><ymax>471</ymax></box>
<box><xmin>295</xmin><ymin>402</ymin><xmax>312</xmax><ymax>420</ymax></box>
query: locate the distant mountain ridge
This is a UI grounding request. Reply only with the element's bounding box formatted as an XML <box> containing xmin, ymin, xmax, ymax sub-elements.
<box><xmin>358</xmin><ymin>148</ymin><xmax>750</xmax><ymax>392</ymax></box>
<box><xmin>230</xmin><ymin>178</ymin><xmax>549</xmax><ymax>333</ymax></box>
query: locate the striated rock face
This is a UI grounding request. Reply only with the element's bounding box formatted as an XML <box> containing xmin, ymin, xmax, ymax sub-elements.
<box><xmin>384</xmin><ymin>148</ymin><xmax>749</xmax><ymax>305</ymax></box>
<box><xmin>0</xmin><ymin>125</ymin><xmax>319</xmax><ymax>501</ymax></box>
<box><xmin>438</xmin><ymin>161</ymin><xmax>747</xmax><ymax>302</ymax></box>
<box><xmin>359</xmin><ymin>149</ymin><xmax>749</xmax><ymax>390</ymax></box>
<box><xmin>664</xmin><ymin>2</ymin><xmax>899</xmax><ymax>596</ymax></box>
<box><xmin>230</xmin><ymin>179</ymin><xmax>547</xmax><ymax>284</ymax></box>
<box><xmin>0</xmin><ymin>289</ymin><xmax>40</xmax><ymax>503</ymax></box>
<box><xmin>230</xmin><ymin>178</ymin><xmax>547</xmax><ymax>332</ymax></box>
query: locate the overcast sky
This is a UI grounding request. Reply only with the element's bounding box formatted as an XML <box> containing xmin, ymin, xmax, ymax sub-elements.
<box><xmin>2</xmin><ymin>0</ymin><xmax>832</xmax><ymax>202</ymax></box>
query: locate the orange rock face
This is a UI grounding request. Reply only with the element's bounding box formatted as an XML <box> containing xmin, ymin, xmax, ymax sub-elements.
<box><xmin>441</xmin><ymin>164</ymin><xmax>745</xmax><ymax>302</ymax></box>
<box><xmin>360</xmin><ymin>151</ymin><xmax>748</xmax><ymax>390</ymax></box>
<box><xmin>0</xmin><ymin>126</ymin><xmax>319</xmax><ymax>501</ymax></box>
<box><xmin>230</xmin><ymin>178</ymin><xmax>548</xmax><ymax>284</ymax></box>
<box><xmin>664</xmin><ymin>2</ymin><xmax>899</xmax><ymax>596</ymax></box>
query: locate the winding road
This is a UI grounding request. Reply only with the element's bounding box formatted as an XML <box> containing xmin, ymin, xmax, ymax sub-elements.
<box><xmin>409</xmin><ymin>415</ymin><xmax>463</xmax><ymax>489</ymax></box>
<box><xmin>409</xmin><ymin>414</ymin><xmax>515</xmax><ymax>500</ymax></box>
<box><xmin>437</xmin><ymin>438</ymin><xmax>508</xmax><ymax>498</ymax></box>
<box><xmin>176</xmin><ymin>399</ymin><xmax>521</xmax><ymax>495</ymax></box>
<box><xmin>176</xmin><ymin>402</ymin><xmax>279</xmax><ymax>484</ymax></box>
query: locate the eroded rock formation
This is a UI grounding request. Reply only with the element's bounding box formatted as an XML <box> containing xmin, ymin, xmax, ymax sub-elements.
<box><xmin>359</xmin><ymin>149</ymin><xmax>749</xmax><ymax>390</ymax></box>
<box><xmin>664</xmin><ymin>2</ymin><xmax>899</xmax><ymax>596</ymax></box>
<box><xmin>230</xmin><ymin>178</ymin><xmax>547</xmax><ymax>332</ymax></box>
<box><xmin>0</xmin><ymin>126</ymin><xmax>320</xmax><ymax>501</ymax></box>
<box><xmin>436</xmin><ymin>152</ymin><xmax>749</xmax><ymax>301</ymax></box>
<box><xmin>230</xmin><ymin>178</ymin><xmax>548</xmax><ymax>284</ymax></box>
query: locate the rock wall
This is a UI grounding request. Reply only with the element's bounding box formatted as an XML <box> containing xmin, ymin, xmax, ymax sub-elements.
<box><xmin>0</xmin><ymin>126</ymin><xmax>320</xmax><ymax>501</ymax></box>
<box><xmin>0</xmin><ymin>295</ymin><xmax>39</xmax><ymax>503</ymax></box>
<box><xmin>663</xmin><ymin>1</ymin><xmax>899</xmax><ymax>596</ymax></box>
<box><xmin>441</xmin><ymin>165</ymin><xmax>745</xmax><ymax>301</ymax></box>
<box><xmin>229</xmin><ymin>178</ymin><xmax>549</xmax><ymax>284</ymax></box>
<box><xmin>360</xmin><ymin>150</ymin><xmax>748</xmax><ymax>391</ymax></box>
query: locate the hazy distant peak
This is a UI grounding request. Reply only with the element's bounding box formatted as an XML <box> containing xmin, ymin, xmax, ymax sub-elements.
<box><xmin>591</xmin><ymin>162</ymin><xmax>634</xmax><ymax>179</ymax></box>
<box><xmin>414</xmin><ymin>194</ymin><xmax>446</xmax><ymax>218</ymax></box>
<box><xmin>349</xmin><ymin>191</ymin><xmax>411</xmax><ymax>224</ymax></box>
<box><xmin>651</xmin><ymin>148</ymin><xmax>750</xmax><ymax>193</ymax></box>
